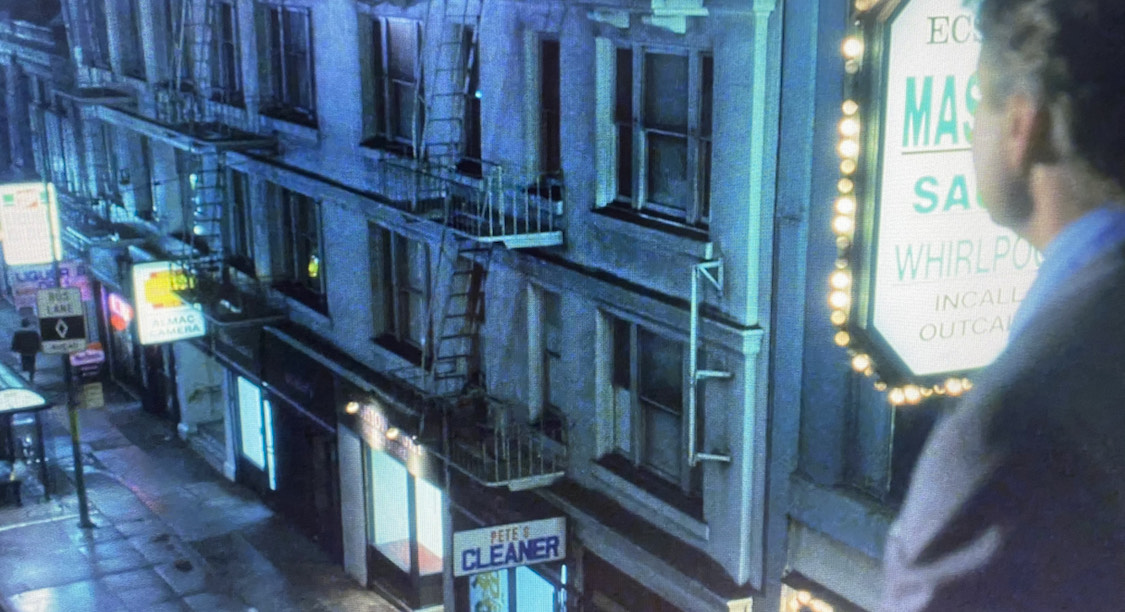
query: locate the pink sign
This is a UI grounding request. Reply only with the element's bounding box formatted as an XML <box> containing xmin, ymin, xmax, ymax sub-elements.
<box><xmin>7</xmin><ymin>260</ymin><xmax>93</xmax><ymax>311</ymax></box>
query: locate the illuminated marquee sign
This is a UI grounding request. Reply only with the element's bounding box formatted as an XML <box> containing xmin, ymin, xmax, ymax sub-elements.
<box><xmin>131</xmin><ymin>261</ymin><xmax>205</xmax><ymax>345</ymax></box>
<box><xmin>828</xmin><ymin>0</ymin><xmax>1040</xmax><ymax>404</ymax></box>
<box><xmin>453</xmin><ymin>517</ymin><xmax>566</xmax><ymax>577</ymax></box>
<box><xmin>0</xmin><ymin>182</ymin><xmax>62</xmax><ymax>266</ymax></box>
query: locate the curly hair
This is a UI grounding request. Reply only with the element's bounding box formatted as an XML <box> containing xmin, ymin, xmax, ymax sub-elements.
<box><xmin>976</xmin><ymin>0</ymin><xmax>1125</xmax><ymax>185</ymax></box>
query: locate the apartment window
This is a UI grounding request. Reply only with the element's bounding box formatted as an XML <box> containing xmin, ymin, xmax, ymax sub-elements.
<box><xmin>609</xmin><ymin>47</ymin><xmax>712</xmax><ymax>227</ymax></box>
<box><xmin>93</xmin><ymin>122</ymin><xmax>120</xmax><ymax>202</ymax></box>
<box><xmin>119</xmin><ymin>0</ymin><xmax>146</xmax><ymax>78</ymax></box>
<box><xmin>262</xmin><ymin>5</ymin><xmax>316</xmax><ymax>125</ymax></box>
<box><xmin>278</xmin><ymin>188</ymin><xmax>326</xmax><ymax>310</ymax></box>
<box><xmin>460</xmin><ymin>26</ymin><xmax>482</xmax><ymax>173</ymax></box>
<box><xmin>367</xmin><ymin>18</ymin><xmax>423</xmax><ymax>152</ymax></box>
<box><xmin>165</xmin><ymin>0</ymin><xmax>194</xmax><ymax>86</ymax></box>
<box><xmin>223</xmin><ymin>169</ymin><xmax>254</xmax><ymax>276</ymax></box>
<box><xmin>608</xmin><ymin>314</ymin><xmax>701</xmax><ymax>501</ymax></box>
<box><xmin>539</xmin><ymin>38</ymin><xmax>561</xmax><ymax>178</ymax></box>
<box><xmin>211</xmin><ymin>1</ymin><xmax>243</xmax><ymax>104</ymax></box>
<box><xmin>81</xmin><ymin>0</ymin><xmax>111</xmax><ymax>68</ymax></box>
<box><xmin>373</xmin><ymin>226</ymin><xmax>430</xmax><ymax>362</ymax></box>
<box><xmin>539</xmin><ymin>288</ymin><xmax>566</xmax><ymax>444</ymax></box>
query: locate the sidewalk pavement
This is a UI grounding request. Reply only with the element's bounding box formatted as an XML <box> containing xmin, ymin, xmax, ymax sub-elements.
<box><xmin>0</xmin><ymin>303</ymin><xmax>399</xmax><ymax>612</ymax></box>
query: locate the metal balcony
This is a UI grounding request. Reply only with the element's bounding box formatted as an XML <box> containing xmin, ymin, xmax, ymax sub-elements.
<box><xmin>447</xmin><ymin>417</ymin><xmax>567</xmax><ymax>491</ymax></box>
<box><xmin>379</xmin><ymin>159</ymin><xmax>564</xmax><ymax>250</ymax></box>
<box><xmin>383</xmin><ymin>368</ymin><xmax>567</xmax><ymax>490</ymax></box>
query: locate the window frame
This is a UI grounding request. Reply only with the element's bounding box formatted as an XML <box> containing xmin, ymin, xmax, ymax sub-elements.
<box><xmin>609</xmin><ymin>44</ymin><xmax>713</xmax><ymax>228</ymax></box>
<box><xmin>164</xmin><ymin>0</ymin><xmax>195</xmax><ymax>87</ymax></box>
<box><xmin>277</xmin><ymin>187</ymin><xmax>327</xmax><ymax>311</ymax></box>
<box><xmin>607</xmin><ymin>312</ymin><xmax>701</xmax><ymax>498</ymax></box>
<box><xmin>118</xmin><ymin>0</ymin><xmax>147</xmax><ymax>79</ymax></box>
<box><xmin>210</xmin><ymin>0</ymin><xmax>244</xmax><ymax>105</ymax></box>
<box><xmin>261</xmin><ymin>4</ymin><xmax>316</xmax><ymax>125</ymax></box>
<box><xmin>375</xmin><ymin>228</ymin><xmax>430</xmax><ymax>363</ymax></box>
<box><xmin>223</xmin><ymin>169</ymin><xmax>255</xmax><ymax>277</ymax></box>
<box><xmin>366</xmin><ymin>16</ymin><xmax>424</xmax><ymax>154</ymax></box>
<box><xmin>81</xmin><ymin>0</ymin><xmax>112</xmax><ymax>68</ymax></box>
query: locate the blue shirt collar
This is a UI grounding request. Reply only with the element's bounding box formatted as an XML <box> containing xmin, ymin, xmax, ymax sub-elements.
<box><xmin>1009</xmin><ymin>203</ymin><xmax>1125</xmax><ymax>341</ymax></box>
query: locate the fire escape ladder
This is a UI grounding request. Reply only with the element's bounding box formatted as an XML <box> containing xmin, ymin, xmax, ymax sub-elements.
<box><xmin>183</xmin><ymin>156</ymin><xmax>227</xmax><ymax>276</ymax></box>
<box><xmin>419</xmin><ymin>0</ymin><xmax>484</xmax><ymax>167</ymax></box>
<box><xmin>424</xmin><ymin>229</ymin><xmax>491</xmax><ymax>396</ymax></box>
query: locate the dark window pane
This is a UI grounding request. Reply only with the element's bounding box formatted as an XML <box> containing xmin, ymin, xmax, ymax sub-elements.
<box><xmin>647</xmin><ymin>133</ymin><xmax>689</xmax><ymax>213</ymax></box>
<box><xmin>540</xmin><ymin>39</ymin><xmax>561</xmax><ymax>175</ymax></box>
<box><xmin>615</xmin><ymin>48</ymin><xmax>632</xmax><ymax>122</ymax></box>
<box><xmin>701</xmin><ymin>55</ymin><xmax>713</xmax><ymax>138</ymax></box>
<box><xmin>387</xmin><ymin>20</ymin><xmax>416</xmax><ymax>80</ymax></box>
<box><xmin>392</xmin><ymin>83</ymin><xmax>416</xmax><ymax>142</ymax></box>
<box><xmin>612</xmin><ymin>317</ymin><xmax>631</xmax><ymax>389</ymax></box>
<box><xmin>637</xmin><ymin>327</ymin><xmax>682</xmax><ymax>411</ymax></box>
<box><xmin>642</xmin><ymin>400</ymin><xmax>681</xmax><ymax>480</ymax></box>
<box><xmin>616</xmin><ymin>125</ymin><xmax>632</xmax><ymax>199</ymax></box>
<box><xmin>644</xmin><ymin>53</ymin><xmax>688</xmax><ymax>131</ymax></box>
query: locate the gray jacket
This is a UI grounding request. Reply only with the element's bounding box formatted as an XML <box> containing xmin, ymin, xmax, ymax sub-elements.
<box><xmin>882</xmin><ymin>246</ymin><xmax>1125</xmax><ymax>611</ymax></box>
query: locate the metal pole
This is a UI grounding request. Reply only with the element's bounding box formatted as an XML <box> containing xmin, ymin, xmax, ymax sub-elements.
<box><xmin>66</xmin><ymin>361</ymin><xmax>93</xmax><ymax>528</ymax></box>
<box><xmin>38</xmin><ymin>102</ymin><xmax>93</xmax><ymax>528</ymax></box>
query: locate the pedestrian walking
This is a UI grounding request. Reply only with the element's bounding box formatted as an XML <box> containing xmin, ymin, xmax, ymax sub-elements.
<box><xmin>882</xmin><ymin>1</ymin><xmax>1125</xmax><ymax>610</ymax></box>
<box><xmin>10</xmin><ymin>318</ymin><xmax>41</xmax><ymax>383</ymax></box>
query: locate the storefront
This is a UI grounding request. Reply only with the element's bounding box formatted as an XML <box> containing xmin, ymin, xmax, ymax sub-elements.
<box><xmin>336</xmin><ymin>377</ymin><xmax>445</xmax><ymax>610</ymax></box>
<box><xmin>185</xmin><ymin>319</ymin><xmax>273</xmax><ymax>482</ymax></box>
<box><xmin>260</xmin><ymin>325</ymin><xmax>342</xmax><ymax>563</ymax></box>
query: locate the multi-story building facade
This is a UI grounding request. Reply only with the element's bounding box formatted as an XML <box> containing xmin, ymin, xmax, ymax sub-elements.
<box><xmin>0</xmin><ymin>1</ymin><xmax>975</xmax><ymax>611</ymax></box>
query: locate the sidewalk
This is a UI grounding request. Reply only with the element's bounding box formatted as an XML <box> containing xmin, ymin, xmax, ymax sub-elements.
<box><xmin>0</xmin><ymin>304</ymin><xmax>399</xmax><ymax>612</ymax></box>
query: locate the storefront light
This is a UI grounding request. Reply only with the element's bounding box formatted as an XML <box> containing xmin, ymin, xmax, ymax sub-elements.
<box><xmin>830</xmin><ymin>270</ymin><xmax>851</xmax><ymax>290</ymax></box>
<box><xmin>851</xmin><ymin>354</ymin><xmax>871</xmax><ymax>372</ymax></box>
<box><xmin>834</xmin><ymin>331</ymin><xmax>850</xmax><ymax>347</ymax></box>
<box><xmin>837</xmin><ymin>139</ymin><xmax>860</xmax><ymax>159</ymax></box>
<box><xmin>842</xmin><ymin>37</ymin><xmax>864</xmax><ymax>61</ymax></box>
<box><xmin>345</xmin><ymin>401</ymin><xmax>361</xmax><ymax>415</ymax></box>
<box><xmin>832</xmin><ymin>216</ymin><xmax>854</xmax><ymax>236</ymax></box>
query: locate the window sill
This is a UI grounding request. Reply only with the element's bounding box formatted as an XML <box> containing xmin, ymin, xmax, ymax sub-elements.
<box><xmin>359</xmin><ymin>137</ymin><xmax>417</xmax><ymax>160</ymax></box>
<box><xmin>593</xmin><ymin>455</ymin><xmax>708</xmax><ymax>541</ymax></box>
<box><xmin>592</xmin><ymin>204</ymin><xmax>713</xmax><ymax>259</ymax></box>
<box><xmin>271</xmin><ymin>281</ymin><xmax>328</xmax><ymax>316</ymax></box>
<box><xmin>259</xmin><ymin>108</ymin><xmax>318</xmax><ymax>132</ymax></box>
<box><xmin>371</xmin><ymin>333</ymin><xmax>423</xmax><ymax>367</ymax></box>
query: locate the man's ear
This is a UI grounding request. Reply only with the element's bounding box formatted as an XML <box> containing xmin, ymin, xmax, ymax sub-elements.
<box><xmin>1005</xmin><ymin>94</ymin><xmax>1055</xmax><ymax>169</ymax></box>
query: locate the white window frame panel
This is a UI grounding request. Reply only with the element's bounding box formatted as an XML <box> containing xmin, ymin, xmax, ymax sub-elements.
<box><xmin>599</xmin><ymin>40</ymin><xmax>713</xmax><ymax>227</ymax></box>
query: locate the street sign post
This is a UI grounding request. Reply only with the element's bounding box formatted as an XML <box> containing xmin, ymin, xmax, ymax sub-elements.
<box><xmin>36</xmin><ymin>287</ymin><xmax>86</xmax><ymax>354</ymax></box>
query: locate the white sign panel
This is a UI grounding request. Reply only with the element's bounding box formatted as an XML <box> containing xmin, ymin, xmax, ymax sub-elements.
<box><xmin>37</xmin><ymin>287</ymin><xmax>87</xmax><ymax>354</ymax></box>
<box><xmin>0</xmin><ymin>182</ymin><xmax>61</xmax><ymax>266</ymax></box>
<box><xmin>871</xmin><ymin>0</ymin><xmax>1040</xmax><ymax>376</ymax></box>
<box><xmin>132</xmin><ymin>261</ymin><xmax>206</xmax><ymax>345</ymax></box>
<box><xmin>453</xmin><ymin>517</ymin><xmax>566</xmax><ymax>577</ymax></box>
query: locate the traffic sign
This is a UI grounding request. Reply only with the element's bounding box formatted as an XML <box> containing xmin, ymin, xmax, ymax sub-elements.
<box><xmin>36</xmin><ymin>287</ymin><xmax>86</xmax><ymax>354</ymax></box>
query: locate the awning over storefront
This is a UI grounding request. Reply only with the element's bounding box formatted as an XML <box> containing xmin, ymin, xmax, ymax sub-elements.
<box><xmin>263</xmin><ymin>323</ymin><xmax>433</xmax><ymax>443</ymax></box>
<box><xmin>0</xmin><ymin>364</ymin><xmax>48</xmax><ymax>414</ymax></box>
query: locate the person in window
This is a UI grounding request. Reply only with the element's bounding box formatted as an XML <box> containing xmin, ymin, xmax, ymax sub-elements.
<box><xmin>882</xmin><ymin>1</ymin><xmax>1125</xmax><ymax>609</ymax></box>
<box><xmin>10</xmin><ymin>319</ymin><xmax>41</xmax><ymax>383</ymax></box>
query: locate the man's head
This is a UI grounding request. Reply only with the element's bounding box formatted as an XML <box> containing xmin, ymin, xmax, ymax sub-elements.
<box><xmin>19</xmin><ymin>318</ymin><xmax>31</xmax><ymax>329</ymax></box>
<box><xmin>972</xmin><ymin>0</ymin><xmax>1125</xmax><ymax>240</ymax></box>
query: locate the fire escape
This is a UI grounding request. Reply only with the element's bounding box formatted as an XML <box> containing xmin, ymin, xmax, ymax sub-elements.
<box><xmin>158</xmin><ymin>0</ymin><xmax>282</xmax><ymax>326</ymax></box>
<box><xmin>383</xmin><ymin>0</ymin><xmax>568</xmax><ymax>491</ymax></box>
